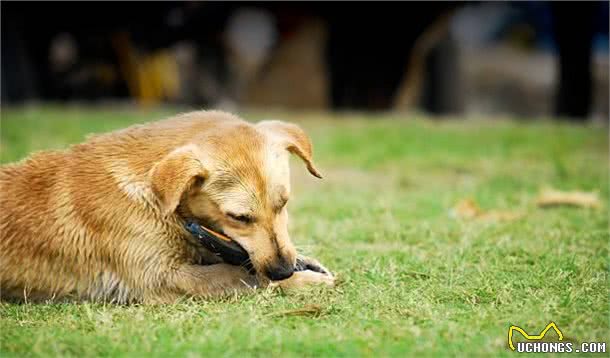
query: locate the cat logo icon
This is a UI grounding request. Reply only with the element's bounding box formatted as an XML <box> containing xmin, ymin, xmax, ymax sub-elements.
<box><xmin>508</xmin><ymin>322</ymin><xmax>563</xmax><ymax>351</ymax></box>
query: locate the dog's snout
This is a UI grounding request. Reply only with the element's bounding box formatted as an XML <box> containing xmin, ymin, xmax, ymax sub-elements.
<box><xmin>265</xmin><ymin>256</ymin><xmax>294</xmax><ymax>281</ymax></box>
<box><xmin>265</xmin><ymin>265</ymin><xmax>294</xmax><ymax>281</ymax></box>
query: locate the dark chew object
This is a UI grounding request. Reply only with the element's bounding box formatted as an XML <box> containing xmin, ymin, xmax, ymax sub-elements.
<box><xmin>185</xmin><ymin>221</ymin><xmax>252</xmax><ymax>270</ymax></box>
<box><xmin>295</xmin><ymin>257</ymin><xmax>329</xmax><ymax>274</ymax></box>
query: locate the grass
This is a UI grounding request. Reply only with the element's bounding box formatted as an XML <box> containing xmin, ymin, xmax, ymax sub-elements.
<box><xmin>0</xmin><ymin>106</ymin><xmax>608</xmax><ymax>357</ymax></box>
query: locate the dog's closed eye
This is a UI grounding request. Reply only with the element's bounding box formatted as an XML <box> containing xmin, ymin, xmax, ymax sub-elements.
<box><xmin>227</xmin><ymin>212</ymin><xmax>254</xmax><ymax>224</ymax></box>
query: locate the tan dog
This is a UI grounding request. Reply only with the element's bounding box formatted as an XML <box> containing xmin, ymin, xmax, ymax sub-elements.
<box><xmin>0</xmin><ymin>111</ymin><xmax>334</xmax><ymax>303</ymax></box>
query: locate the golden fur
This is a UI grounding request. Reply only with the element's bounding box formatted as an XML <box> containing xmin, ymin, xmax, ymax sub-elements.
<box><xmin>0</xmin><ymin>111</ymin><xmax>333</xmax><ymax>303</ymax></box>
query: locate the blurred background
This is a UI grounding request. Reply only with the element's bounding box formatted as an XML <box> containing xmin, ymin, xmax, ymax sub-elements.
<box><xmin>2</xmin><ymin>1</ymin><xmax>608</xmax><ymax>121</ymax></box>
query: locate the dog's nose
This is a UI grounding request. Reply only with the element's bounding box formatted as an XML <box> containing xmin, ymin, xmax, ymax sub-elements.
<box><xmin>265</xmin><ymin>258</ymin><xmax>294</xmax><ymax>281</ymax></box>
<box><xmin>265</xmin><ymin>265</ymin><xmax>294</xmax><ymax>281</ymax></box>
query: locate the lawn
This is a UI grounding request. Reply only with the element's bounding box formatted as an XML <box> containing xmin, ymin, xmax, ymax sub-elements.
<box><xmin>0</xmin><ymin>106</ymin><xmax>608</xmax><ymax>357</ymax></box>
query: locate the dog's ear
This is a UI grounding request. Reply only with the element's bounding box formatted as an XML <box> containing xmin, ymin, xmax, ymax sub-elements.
<box><xmin>257</xmin><ymin>120</ymin><xmax>322</xmax><ymax>178</ymax></box>
<box><xmin>150</xmin><ymin>145</ymin><xmax>208</xmax><ymax>216</ymax></box>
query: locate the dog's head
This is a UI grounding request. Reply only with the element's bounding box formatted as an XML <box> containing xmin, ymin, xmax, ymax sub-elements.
<box><xmin>150</xmin><ymin>118</ymin><xmax>321</xmax><ymax>281</ymax></box>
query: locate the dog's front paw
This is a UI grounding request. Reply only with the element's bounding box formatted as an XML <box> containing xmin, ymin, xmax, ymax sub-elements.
<box><xmin>295</xmin><ymin>255</ymin><xmax>332</xmax><ymax>276</ymax></box>
<box><xmin>270</xmin><ymin>270</ymin><xmax>335</xmax><ymax>290</ymax></box>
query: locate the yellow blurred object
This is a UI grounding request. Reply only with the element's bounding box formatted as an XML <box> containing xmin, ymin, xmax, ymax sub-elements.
<box><xmin>536</xmin><ymin>188</ymin><xmax>601</xmax><ymax>209</ymax></box>
<box><xmin>450</xmin><ymin>199</ymin><xmax>522</xmax><ymax>221</ymax></box>
<box><xmin>112</xmin><ymin>32</ymin><xmax>180</xmax><ymax>106</ymax></box>
<box><xmin>450</xmin><ymin>198</ymin><xmax>481</xmax><ymax>219</ymax></box>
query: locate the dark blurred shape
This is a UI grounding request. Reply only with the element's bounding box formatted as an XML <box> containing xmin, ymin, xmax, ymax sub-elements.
<box><xmin>1</xmin><ymin>9</ymin><xmax>38</xmax><ymax>101</ymax></box>
<box><xmin>420</xmin><ymin>25</ymin><xmax>463</xmax><ymax>115</ymax></box>
<box><xmin>551</xmin><ymin>2</ymin><xmax>596</xmax><ymax>120</ymax></box>
<box><xmin>1</xmin><ymin>1</ymin><xmax>608</xmax><ymax>120</ymax></box>
<box><xmin>322</xmin><ymin>3</ymin><xmax>456</xmax><ymax>111</ymax></box>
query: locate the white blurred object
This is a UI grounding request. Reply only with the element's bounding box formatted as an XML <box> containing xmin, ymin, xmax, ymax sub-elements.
<box><xmin>225</xmin><ymin>7</ymin><xmax>278</xmax><ymax>69</ymax></box>
<box><xmin>49</xmin><ymin>33</ymin><xmax>78</xmax><ymax>72</ymax></box>
<box><xmin>450</xmin><ymin>3</ymin><xmax>516</xmax><ymax>49</ymax></box>
<box><xmin>224</xmin><ymin>7</ymin><xmax>278</xmax><ymax>106</ymax></box>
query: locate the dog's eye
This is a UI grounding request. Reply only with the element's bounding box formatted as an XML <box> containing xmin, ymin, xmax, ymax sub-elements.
<box><xmin>227</xmin><ymin>213</ymin><xmax>253</xmax><ymax>224</ymax></box>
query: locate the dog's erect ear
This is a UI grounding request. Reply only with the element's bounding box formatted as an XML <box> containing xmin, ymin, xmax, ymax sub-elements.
<box><xmin>257</xmin><ymin>120</ymin><xmax>322</xmax><ymax>178</ymax></box>
<box><xmin>150</xmin><ymin>145</ymin><xmax>208</xmax><ymax>216</ymax></box>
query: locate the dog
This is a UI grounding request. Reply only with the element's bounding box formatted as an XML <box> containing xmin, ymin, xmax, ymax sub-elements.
<box><xmin>0</xmin><ymin>111</ymin><xmax>334</xmax><ymax>303</ymax></box>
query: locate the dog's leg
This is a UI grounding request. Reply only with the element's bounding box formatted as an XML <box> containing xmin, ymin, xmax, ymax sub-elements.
<box><xmin>295</xmin><ymin>255</ymin><xmax>332</xmax><ymax>276</ymax></box>
<box><xmin>270</xmin><ymin>255</ymin><xmax>335</xmax><ymax>290</ymax></box>
<box><xmin>272</xmin><ymin>270</ymin><xmax>335</xmax><ymax>290</ymax></box>
<box><xmin>147</xmin><ymin>263</ymin><xmax>258</xmax><ymax>303</ymax></box>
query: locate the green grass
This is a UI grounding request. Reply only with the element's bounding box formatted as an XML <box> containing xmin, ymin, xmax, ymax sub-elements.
<box><xmin>1</xmin><ymin>106</ymin><xmax>608</xmax><ymax>357</ymax></box>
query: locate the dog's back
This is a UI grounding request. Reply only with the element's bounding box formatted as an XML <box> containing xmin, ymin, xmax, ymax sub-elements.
<box><xmin>0</xmin><ymin>150</ymin><xmax>83</xmax><ymax>301</ymax></box>
<box><xmin>0</xmin><ymin>113</ymin><xmax>217</xmax><ymax>302</ymax></box>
